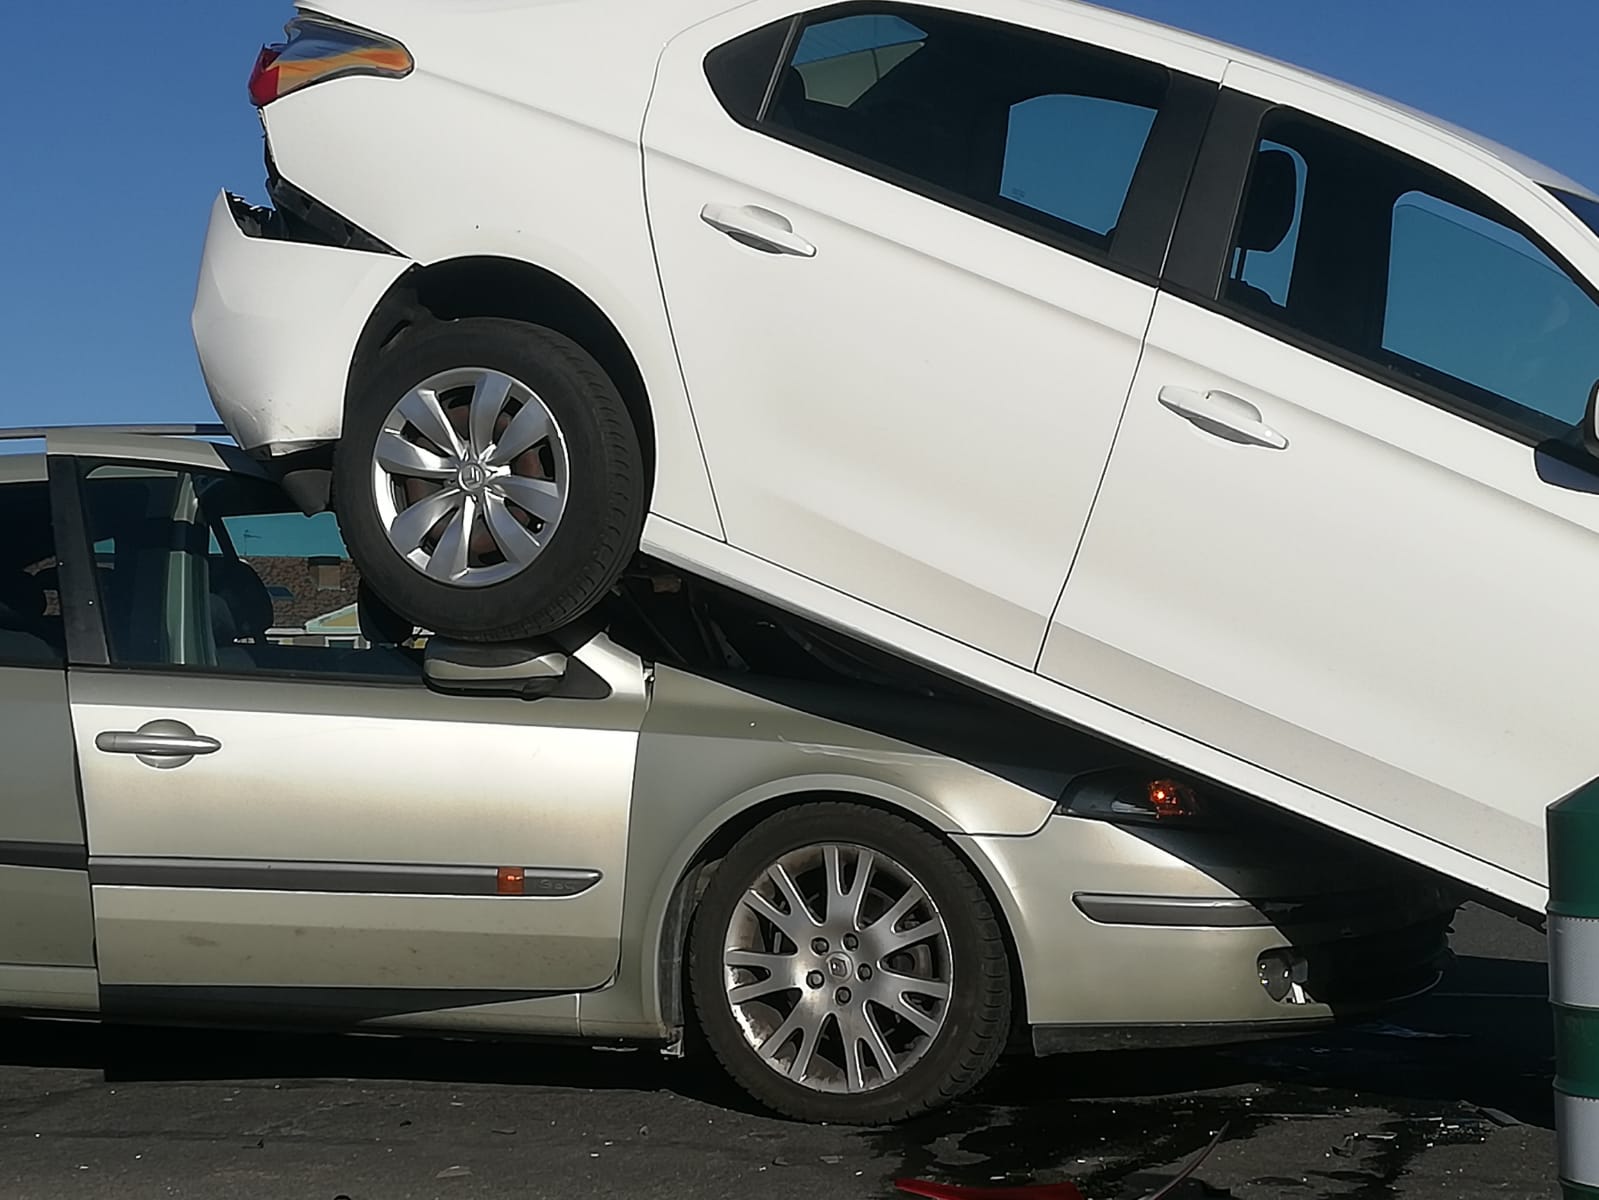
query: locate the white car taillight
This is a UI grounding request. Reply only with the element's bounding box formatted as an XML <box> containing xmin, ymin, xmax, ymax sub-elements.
<box><xmin>248</xmin><ymin>14</ymin><xmax>412</xmax><ymax>109</ymax></box>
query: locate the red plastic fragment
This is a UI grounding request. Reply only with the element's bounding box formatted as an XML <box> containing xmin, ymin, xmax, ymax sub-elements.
<box><xmin>894</xmin><ymin>1124</ymin><xmax>1227</xmax><ymax>1200</ymax></box>
<box><xmin>248</xmin><ymin>44</ymin><xmax>285</xmax><ymax>107</ymax></box>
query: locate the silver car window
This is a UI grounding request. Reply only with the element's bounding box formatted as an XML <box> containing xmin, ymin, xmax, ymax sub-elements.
<box><xmin>80</xmin><ymin>463</ymin><xmax>422</xmax><ymax>681</ymax></box>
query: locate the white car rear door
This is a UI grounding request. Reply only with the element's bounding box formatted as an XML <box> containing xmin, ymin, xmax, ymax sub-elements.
<box><xmin>645</xmin><ymin>1</ymin><xmax>1224</xmax><ymax>668</ymax></box>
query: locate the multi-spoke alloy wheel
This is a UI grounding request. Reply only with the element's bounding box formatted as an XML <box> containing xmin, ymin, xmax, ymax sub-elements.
<box><xmin>332</xmin><ymin>318</ymin><xmax>645</xmax><ymax>642</ymax></box>
<box><xmin>372</xmin><ymin>367</ymin><xmax>570</xmax><ymax>588</ymax></box>
<box><xmin>690</xmin><ymin>804</ymin><xmax>1011</xmax><ymax>1124</ymax></box>
<box><xmin>723</xmin><ymin>843</ymin><xmax>952</xmax><ymax>1094</ymax></box>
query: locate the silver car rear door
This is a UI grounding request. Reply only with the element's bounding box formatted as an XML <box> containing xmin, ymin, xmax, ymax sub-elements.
<box><xmin>0</xmin><ymin>451</ymin><xmax>96</xmax><ymax>1012</ymax></box>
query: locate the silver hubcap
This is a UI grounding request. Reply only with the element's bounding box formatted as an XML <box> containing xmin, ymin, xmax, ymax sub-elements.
<box><xmin>371</xmin><ymin>367</ymin><xmax>570</xmax><ymax>588</ymax></box>
<box><xmin>722</xmin><ymin>843</ymin><xmax>952</xmax><ymax>1095</ymax></box>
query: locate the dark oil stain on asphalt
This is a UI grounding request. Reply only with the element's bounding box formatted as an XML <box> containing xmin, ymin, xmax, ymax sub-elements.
<box><xmin>857</xmin><ymin>1025</ymin><xmax>1520</xmax><ymax>1200</ymax></box>
<box><xmin>1304</xmin><ymin>1116</ymin><xmax>1494</xmax><ymax>1200</ymax></box>
<box><xmin>865</xmin><ymin>1088</ymin><xmax>1258</xmax><ymax>1196</ymax></box>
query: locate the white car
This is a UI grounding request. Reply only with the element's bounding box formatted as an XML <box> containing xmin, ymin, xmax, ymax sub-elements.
<box><xmin>193</xmin><ymin>0</ymin><xmax>1599</xmax><ymax>915</ymax></box>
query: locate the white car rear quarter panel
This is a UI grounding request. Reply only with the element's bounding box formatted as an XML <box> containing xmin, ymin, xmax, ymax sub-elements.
<box><xmin>259</xmin><ymin>0</ymin><xmax>726</xmax><ymax>533</ymax></box>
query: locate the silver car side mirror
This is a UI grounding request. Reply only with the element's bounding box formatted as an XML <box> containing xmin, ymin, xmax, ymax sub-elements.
<box><xmin>423</xmin><ymin>639</ymin><xmax>569</xmax><ymax>700</ymax></box>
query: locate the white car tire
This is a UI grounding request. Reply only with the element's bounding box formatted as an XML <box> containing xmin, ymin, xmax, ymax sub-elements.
<box><xmin>333</xmin><ymin>317</ymin><xmax>645</xmax><ymax>641</ymax></box>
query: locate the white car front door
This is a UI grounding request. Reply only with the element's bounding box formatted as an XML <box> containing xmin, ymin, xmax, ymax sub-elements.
<box><xmin>645</xmin><ymin>2</ymin><xmax>1224</xmax><ymax>667</ymax></box>
<box><xmin>53</xmin><ymin>438</ymin><xmax>644</xmax><ymax>1016</ymax></box>
<box><xmin>1046</xmin><ymin>72</ymin><xmax>1599</xmax><ymax>891</ymax></box>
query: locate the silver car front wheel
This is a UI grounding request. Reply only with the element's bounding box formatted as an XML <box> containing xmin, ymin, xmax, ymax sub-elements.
<box><xmin>723</xmin><ymin>842</ymin><xmax>953</xmax><ymax>1094</ymax></box>
<box><xmin>690</xmin><ymin>803</ymin><xmax>1011</xmax><ymax>1124</ymax></box>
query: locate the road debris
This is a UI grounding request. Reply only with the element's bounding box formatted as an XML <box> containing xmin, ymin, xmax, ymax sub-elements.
<box><xmin>896</xmin><ymin>1125</ymin><xmax>1227</xmax><ymax>1200</ymax></box>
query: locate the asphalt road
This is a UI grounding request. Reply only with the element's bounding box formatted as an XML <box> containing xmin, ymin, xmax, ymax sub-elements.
<box><xmin>0</xmin><ymin>904</ymin><xmax>1558</xmax><ymax>1200</ymax></box>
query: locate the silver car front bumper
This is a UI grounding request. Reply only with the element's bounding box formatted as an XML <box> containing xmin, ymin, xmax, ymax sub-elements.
<box><xmin>961</xmin><ymin>815</ymin><xmax>1454</xmax><ymax>1034</ymax></box>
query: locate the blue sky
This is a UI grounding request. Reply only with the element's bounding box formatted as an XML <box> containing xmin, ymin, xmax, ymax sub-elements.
<box><xmin>2</xmin><ymin>0</ymin><xmax>1597</xmax><ymax>429</ymax></box>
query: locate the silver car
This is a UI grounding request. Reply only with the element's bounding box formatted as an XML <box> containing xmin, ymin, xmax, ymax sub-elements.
<box><xmin>0</xmin><ymin>427</ymin><xmax>1454</xmax><ymax>1123</ymax></box>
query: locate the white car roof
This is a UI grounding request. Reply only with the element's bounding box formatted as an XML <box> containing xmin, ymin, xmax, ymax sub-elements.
<box><xmin>305</xmin><ymin>0</ymin><xmax>1597</xmax><ymax>201</ymax></box>
<box><xmin>1047</xmin><ymin>0</ymin><xmax>1598</xmax><ymax>200</ymax></box>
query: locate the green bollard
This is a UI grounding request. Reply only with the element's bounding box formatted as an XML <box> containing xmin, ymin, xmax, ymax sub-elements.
<box><xmin>1550</xmin><ymin>781</ymin><xmax>1599</xmax><ymax>1199</ymax></box>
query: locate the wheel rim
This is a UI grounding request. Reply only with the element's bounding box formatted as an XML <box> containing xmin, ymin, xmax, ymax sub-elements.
<box><xmin>721</xmin><ymin>842</ymin><xmax>953</xmax><ymax>1095</ymax></box>
<box><xmin>370</xmin><ymin>367</ymin><xmax>570</xmax><ymax>588</ymax></box>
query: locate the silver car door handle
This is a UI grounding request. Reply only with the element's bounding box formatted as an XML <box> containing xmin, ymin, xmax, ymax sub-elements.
<box><xmin>699</xmin><ymin>203</ymin><xmax>817</xmax><ymax>257</ymax></box>
<box><xmin>95</xmin><ymin>720</ymin><xmax>221</xmax><ymax>770</ymax></box>
<box><xmin>1157</xmin><ymin>386</ymin><xmax>1289</xmax><ymax>451</ymax></box>
<box><xmin>96</xmin><ymin>732</ymin><xmax>221</xmax><ymax>756</ymax></box>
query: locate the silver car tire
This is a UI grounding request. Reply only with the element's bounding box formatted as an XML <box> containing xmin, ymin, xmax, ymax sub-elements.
<box><xmin>689</xmin><ymin>802</ymin><xmax>1012</xmax><ymax>1124</ymax></box>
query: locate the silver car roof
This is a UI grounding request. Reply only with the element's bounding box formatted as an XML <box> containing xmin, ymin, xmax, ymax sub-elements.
<box><xmin>0</xmin><ymin>425</ymin><xmax>266</xmax><ymax>478</ymax></box>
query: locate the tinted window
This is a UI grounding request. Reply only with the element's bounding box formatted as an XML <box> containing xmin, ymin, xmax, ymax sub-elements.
<box><xmin>790</xmin><ymin>14</ymin><xmax>927</xmax><ymax>106</ymax></box>
<box><xmin>704</xmin><ymin>18</ymin><xmax>792</xmax><ymax>123</ymax></box>
<box><xmin>1222</xmin><ymin>111</ymin><xmax>1599</xmax><ymax>438</ymax></box>
<box><xmin>0</xmin><ymin>480</ymin><xmax>63</xmax><ymax>667</ymax></box>
<box><xmin>1384</xmin><ymin>192</ymin><xmax>1599</xmax><ymax>427</ymax></box>
<box><xmin>764</xmin><ymin>5</ymin><xmax>1168</xmax><ymax>252</ymax></box>
<box><xmin>1001</xmin><ymin>95</ymin><xmax>1157</xmax><ymax>234</ymax></box>
<box><xmin>83</xmin><ymin>464</ymin><xmax>421</xmax><ymax>679</ymax></box>
<box><xmin>1228</xmin><ymin>139</ymin><xmax>1306</xmax><ymax>307</ymax></box>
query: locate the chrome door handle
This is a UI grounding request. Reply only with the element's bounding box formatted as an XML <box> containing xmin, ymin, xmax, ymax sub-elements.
<box><xmin>1157</xmin><ymin>386</ymin><xmax>1289</xmax><ymax>450</ymax></box>
<box><xmin>700</xmin><ymin>203</ymin><xmax>817</xmax><ymax>257</ymax></box>
<box><xmin>95</xmin><ymin>720</ymin><xmax>220</xmax><ymax>770</ymax></box>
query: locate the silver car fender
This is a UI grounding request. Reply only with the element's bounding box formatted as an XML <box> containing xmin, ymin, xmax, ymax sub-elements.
<box><xmin>577</xmin><ymin>665</ymin><xmax>1058</xmax><ymax>1039</ymax></box>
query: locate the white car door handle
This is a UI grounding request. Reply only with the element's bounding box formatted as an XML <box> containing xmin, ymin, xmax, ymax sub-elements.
<box><xmin>700</xmin><ymin>203</ymin><xmax>817</xmax><ymax>257</ymax></box>
<box><xmin>1157</xmin><ymin>386</ymin><xmax>1289</xmax><ymax>451</ymax></box>
<box><xmin>95</xmin><ymin>720</ymin><xmax>221</xmax><ymax>769</ymax></box>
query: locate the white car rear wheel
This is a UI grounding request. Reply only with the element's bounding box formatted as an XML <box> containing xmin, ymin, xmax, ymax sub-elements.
<box><xmin>334</xmin><ymin>317</ymin><xmax>644</xmax><ymax>640</ymax></box>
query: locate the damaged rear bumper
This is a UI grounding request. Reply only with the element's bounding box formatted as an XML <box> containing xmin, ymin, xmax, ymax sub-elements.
<box><xmin>191</xmin><ymin>189</ymin><xmax>411</xmax><ymax>456</ymax></box>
